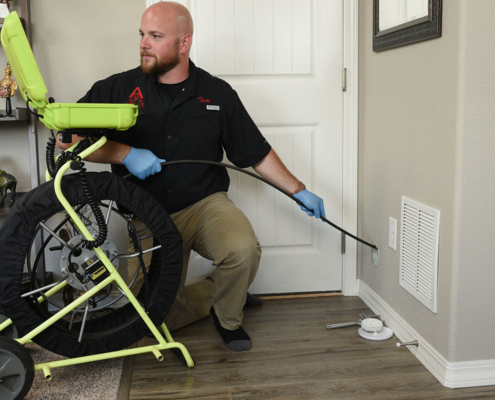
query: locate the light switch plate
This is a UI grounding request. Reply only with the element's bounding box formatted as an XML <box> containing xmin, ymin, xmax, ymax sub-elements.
<box><xmin>389</xmin><ymin>217</ymin><xmax>397</xmax><ymax>250</ymax></box>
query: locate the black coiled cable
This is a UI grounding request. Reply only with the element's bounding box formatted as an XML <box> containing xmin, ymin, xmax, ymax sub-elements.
<box><xmin>46</xmin><ymin>145</ymin><xmax>79</xmax><ymax>180</ymax></box>
<box><xmin>75</xmin><ymin>161</ymin><xmax>108</xmax><ymax>251</ymax></box>
<box><xmin>46</xmin><ymin>135</ymin><xmax>108</xmax><ymax>250</ymax></box>
<box><xmin>46</xmin><ymin>136</ymin><xmax>57</xmax><ymax>178</ymax></box>
<box><xmin>54</xmin><ymin>151</ymin><xmax>77</xmax><ymax>176</ymax></box>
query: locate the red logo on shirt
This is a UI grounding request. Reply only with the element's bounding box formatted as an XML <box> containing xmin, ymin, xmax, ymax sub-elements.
<box><xmin>129</xmin><ymin>87</ymin><xmax>145</xmax><ymax>109</ymax></box>
<box><xmin>198</xmin><ymin>97</ymin><xmax>210</xmax><ymax>103</ymax></box>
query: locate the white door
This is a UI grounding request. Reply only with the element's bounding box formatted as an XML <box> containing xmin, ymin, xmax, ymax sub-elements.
<box><xmin>150</xmin><ymin>0</ymin><xmax>344</xmax><ymax>294</ymax></box>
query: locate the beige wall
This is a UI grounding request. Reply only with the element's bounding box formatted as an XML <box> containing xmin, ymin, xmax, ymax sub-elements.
<box><xmin>0</xmin><ymin>0</ymin><xmax>145</xmax><ymax>192</ymax></box>
<box><xmin>0</xmin><ymin>1</ymin><xmax>31</xmax><ymax>191</ymax></box>
<box><xmin>450</xmin><ymin>1</ymin><xmax>495</xmax><ymax>362</ymax></box>
<box><xmin>359</xmin><ymin>0</ymin><xmax>495</xmax><ymax>362</ymax></box>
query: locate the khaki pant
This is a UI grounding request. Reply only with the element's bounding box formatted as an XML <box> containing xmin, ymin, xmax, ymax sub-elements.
<box><xmin>128</xmin><ymin>192</ymin><xmax>261</xmax><ymax>331</ymax></box>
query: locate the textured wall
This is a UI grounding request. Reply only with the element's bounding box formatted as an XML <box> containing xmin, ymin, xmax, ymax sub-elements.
<box><xmin>359</xmin><ymin>0</ymin><xmax>495</xmax><ymax>363</ymax></box>
<box><xmin>0</xmin><ymin>0</ymin><xmax>145</xmax><ymax>192</ymax></box>
<box><xmin>358</xmin><ymin>1</ymin><xmax>460</xmax><ymax>360</ymax></box>
<box><xmin>450</xmin><ymin>1</ymin><xmax>495</xmax><ymax>362</ymax></box>
<box><xmin>0</xmin><ymin>2</ymin><xmax>31</xmax><ymax>191</ymax></box>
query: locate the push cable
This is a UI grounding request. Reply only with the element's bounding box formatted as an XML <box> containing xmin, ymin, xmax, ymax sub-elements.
<box><xmin>122</xmin><ymin>160</ymin><xmax>378</xmax><ymax>251</ymax></box>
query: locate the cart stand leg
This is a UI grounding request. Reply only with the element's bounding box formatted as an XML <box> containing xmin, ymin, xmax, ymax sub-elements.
<box><xmin>151</xmin><ymin>346</ymin><xmax>164</xmax><ymax>361</ymax></box>
<box><xmin>0</xmin><ymin>317</ymin><xmax>13</xmax><ymax>333</ymax></box>
<box><xmin>43</xmin><ymin>365</ymin><xmax>52</xmax><ymax>381</ymax></box>
<box><xmin>34</xmin><ymin>341</ymin><xmax>195</xmax><ymax>374</ymax></box>
<box><xmin>160</xmin><ymin>323</ymin><xmax>174</xmax><ymax>343</ymax></box>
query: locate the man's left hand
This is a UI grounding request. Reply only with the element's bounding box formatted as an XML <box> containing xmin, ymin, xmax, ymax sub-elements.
<box><xmin>293</xmin><ymin>189</ymin><xmax>326</xmax><ymax>219</ymax></box>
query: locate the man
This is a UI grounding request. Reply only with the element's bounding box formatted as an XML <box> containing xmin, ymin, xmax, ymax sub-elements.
<box><xmin>57</xmin><ymin>1</ymin><xmax>325</xmax><ymax>352</ymax></box>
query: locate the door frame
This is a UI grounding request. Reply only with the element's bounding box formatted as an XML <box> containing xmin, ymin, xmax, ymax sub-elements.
<box><xmin>145</xmin><ymin>0</ymin><xmax>360</xmax><ymax>296</ymax></box>
<box><xmin>342</xmin><ymin>0</ymin><xmax>359</xmax><ymax>295</ymax></box>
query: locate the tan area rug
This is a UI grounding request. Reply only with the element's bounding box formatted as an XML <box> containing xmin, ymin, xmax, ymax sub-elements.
<box><xmin>24</xmin><ymin>343</ymin><xmax>127</xmax><ymax>400</ymax></box>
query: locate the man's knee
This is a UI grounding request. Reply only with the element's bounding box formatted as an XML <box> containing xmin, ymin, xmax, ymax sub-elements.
<box><xmin>216</xmin><ymin>234</ymin><xmax>261</xmax><ymax>269</ymax></box>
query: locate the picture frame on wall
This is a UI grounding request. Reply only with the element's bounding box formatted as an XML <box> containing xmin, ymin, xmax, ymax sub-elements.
<box><xmin>373</xmin><ymin>0</ymin><xmax>442</xmax><ymax>52</ymax></box>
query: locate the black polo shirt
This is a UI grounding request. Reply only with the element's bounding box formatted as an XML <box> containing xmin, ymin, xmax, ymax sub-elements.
<box><xmin>79</xmin><ymin>60</ymin><xmax>271</xmax><ymax>214</ymax></box>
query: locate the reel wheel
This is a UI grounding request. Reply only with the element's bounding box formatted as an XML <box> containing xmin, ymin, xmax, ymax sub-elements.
<box><xmin>0</xmin><ymin>172</ymin><xmax>182</xmax><ymax>358</ymax></box>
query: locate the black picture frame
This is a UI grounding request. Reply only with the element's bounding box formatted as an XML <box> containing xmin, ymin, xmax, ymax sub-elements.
<box><xmin>373</xmin><ymin>0</ymin><xmax>442</xmax><ymax>52</ymax></box>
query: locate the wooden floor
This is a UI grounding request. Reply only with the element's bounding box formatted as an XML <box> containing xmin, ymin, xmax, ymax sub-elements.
<box><xmin>127</xmin><ymin>296</ymin><xmax>495</xmax><ymax>399</ymax></box>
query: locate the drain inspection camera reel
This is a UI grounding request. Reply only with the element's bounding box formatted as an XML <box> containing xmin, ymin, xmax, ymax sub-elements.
<box><xmin>0</xmin><ymin>12</ymin><xmax>192</xmax><ymax>399</ymax></box>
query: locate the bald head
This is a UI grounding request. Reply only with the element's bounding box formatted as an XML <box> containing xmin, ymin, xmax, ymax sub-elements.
<box><xmin>140</xmin><ymin>1</ymin><xmax>194</xmax><ymax>82</ymax></box>
<box><xmin>144</xmin><ymin>1</ymin><xmax>194</xmax><ymax>37</ymax></box>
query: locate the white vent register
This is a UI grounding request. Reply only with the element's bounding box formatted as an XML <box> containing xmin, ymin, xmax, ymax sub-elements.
<box><xmin>399</xmin><ymin>197</ymin><xmax>440</xmax><ymax>313</ymax></box>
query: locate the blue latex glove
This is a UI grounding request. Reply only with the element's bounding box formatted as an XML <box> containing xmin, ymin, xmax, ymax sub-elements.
<box><xmin>123</xmin><ymin>147</ymin><xmax>165</xmax><ymax>180</ymax></box>
<box><xmin>293</xmin><ymin>189</ymin><xmax>326</xmax><ymax>219</ymax></box>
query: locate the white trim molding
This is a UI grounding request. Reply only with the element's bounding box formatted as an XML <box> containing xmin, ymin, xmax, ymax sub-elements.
<box><xmin>358</xmin><ymin>280</ymin><xmax>495</xmax><ymax>389</ymax></box>
<box><xmin>342</xmin><ymin>0</ymin><xmax>359</xmax><ymax>295</ymax></box>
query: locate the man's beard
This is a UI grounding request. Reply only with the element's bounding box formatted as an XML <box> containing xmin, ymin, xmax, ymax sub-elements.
<box><xmin>140</xmin><ymin>40</ymin><xmax>180</xmax><ymax>76</ymax></box>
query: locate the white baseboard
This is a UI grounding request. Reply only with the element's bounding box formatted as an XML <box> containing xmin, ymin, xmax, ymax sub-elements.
<box><xmin>358</xmin><ymin>279</ymin><xmax>495</xmax><ymax>389</ymax></box>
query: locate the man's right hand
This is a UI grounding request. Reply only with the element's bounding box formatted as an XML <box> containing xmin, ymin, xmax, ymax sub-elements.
<box><xmin>123</xmin><ymin>147</ymin><xmax>165</xmax><ymax>180</ymax></box>
<box><xmin>293</xmin><ymin>189</ymin><xmax>326</xmax><ymax>219</ymax></box>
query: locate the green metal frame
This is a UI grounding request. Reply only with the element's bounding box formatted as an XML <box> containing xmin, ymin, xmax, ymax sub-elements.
<box><xmin>0</xmin><ymin>136</ymin><xmax>194</xmax><ymax>377</ymax></box>
<box><xmin>0</xmin><ymin>10</ymin><xmax>194</xmax><ymax>380</ymax></box>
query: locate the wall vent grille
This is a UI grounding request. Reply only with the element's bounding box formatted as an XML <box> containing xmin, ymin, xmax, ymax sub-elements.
<box><xmin>399</xmin><ymin>197</ymin><xmax>440</xmax><ymax>313</ymax></box>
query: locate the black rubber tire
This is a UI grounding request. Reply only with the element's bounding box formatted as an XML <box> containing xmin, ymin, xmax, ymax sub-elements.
<box><xmin>0</xmin><ymin>336</ymin><xmax>34</xmax><ymax>400</ymax></box>
<box><xmin>0</xmin><ymin>172</ymin><xmax>182</xmax><ymax>358</ymax></box>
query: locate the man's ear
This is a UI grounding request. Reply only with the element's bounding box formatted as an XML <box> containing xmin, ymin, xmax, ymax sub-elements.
<box><xmin>179</xmin><ymin>34</ymin><xmax>192</xmax><ymax>54</ymax></box>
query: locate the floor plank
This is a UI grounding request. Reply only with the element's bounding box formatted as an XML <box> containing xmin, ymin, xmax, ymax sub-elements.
<box><xmin>129</xmin><ymin>296</ymin><xmax>495</xmax><ymax>399</ymax></box>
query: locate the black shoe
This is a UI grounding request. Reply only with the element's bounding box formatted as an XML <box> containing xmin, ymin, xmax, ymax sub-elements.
<box><xmin>210</xmin><ymin>306</ymin><xmax>252</xmax><ymax>352</ymax></box>
<box><xmin>244</xmin><ymin>292</ymin><xmax>263</xmax><ymax>308</ymax></box>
